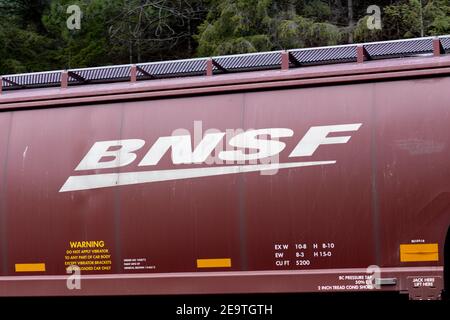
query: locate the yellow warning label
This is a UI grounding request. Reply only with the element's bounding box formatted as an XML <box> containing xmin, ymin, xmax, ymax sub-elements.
<box><xmin>400</xmin><ymin>243</ymin><xmax>439</xmax><ymax>262</ymax></box>
<box><xmin>196</xmin><ymin>258</ymin><xmax>232</xmax><ymax>268</ymax></box>
<box><xmin>69</xmin><ymin>240</ymin><xmax>105</xmax><ymax>249</ymax></box>
<box><xmin>65</xmin><ymin>240</ymin><xmax>112</xmax><ymax>272</ymax></box>
<box><xmin>15</xmin><ymin>263</ymin><xmax>46</xmax><ymax>272</ymax></box>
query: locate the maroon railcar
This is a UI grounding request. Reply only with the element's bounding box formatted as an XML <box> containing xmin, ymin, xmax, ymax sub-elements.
<box><xmin>0</xmin><ymin>37</ymin><xmax>449</xmax><ymax>300</ymax></box>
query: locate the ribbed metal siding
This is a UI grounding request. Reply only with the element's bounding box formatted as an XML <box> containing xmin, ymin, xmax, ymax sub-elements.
<box><xmin>441</xmin><ymin>36</ymin><xmax>450</xmax><ymax>52</ymax></box>
<box><xmin>213</xmin><ymin>52</ymin><xmax>281</xmax><ymax>71</ymax></box>
<box><xmin>290</xmin><ymin>45</ymin><xmax>357</xmax><ymax>65</ymax></box>
<box><xmin>137</xmin><ymin>59</ymin><xmax>207</xmax><ymax>78</ymax></box>
<box><xmin>2</xmin><ymin>72</ymin><xmax>61</xmax><ymax>88</ymax></box>
<box><xmin>69</xmin><ymin>65</ymin><xmax>131</xmax><ymax>83</ymax></box>
<box><xmin>364</xmin><ymin>38</ymin><xmax>433</xmax><ymax>58</ymax></box>
<box><xmin>1</xmin><ymin>36</ymin><xmax>450</xmax><ymax>90</ymax></box>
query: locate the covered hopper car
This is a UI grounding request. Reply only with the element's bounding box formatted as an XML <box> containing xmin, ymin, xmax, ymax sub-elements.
<box><xmin>0</xmin><ymin>36</ymin><xmax>450</xmax><ymax>300</ymax></box>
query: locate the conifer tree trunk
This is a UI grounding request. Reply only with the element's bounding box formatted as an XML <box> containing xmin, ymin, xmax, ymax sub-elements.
<box><xmin>348</xmin><ymin>0</ymin><xmax>353</xmax><ymax>43</ymax></box>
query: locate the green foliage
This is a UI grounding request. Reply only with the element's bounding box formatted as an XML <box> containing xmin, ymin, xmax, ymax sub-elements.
<box><xmin>196</xmin><ymin>0</ymin><xmax>343</xmax><ymax>56</ymax></box>
<box><xmin>276</xmin><ymin>16</ymin><xmax>341</xmax><ymax>49</ymax></box>
<box><xmin>107</xmin><ymin>0</ymin><xmax>207</xmax><ymax>63</ymax></box>
<box><xmin>424</xmin><ymin>0</ymin><xmax>450</xmax><ymax>35</ymax></box>
<box><xmin>42</xmin><ymin>0</ymin><xmax>116</xmax><ymax>68</ymax></box>
<box><xmin>353</xmin><ymin>16</ymin><xmax>383</xmax><ymax>43</ymax></box>
<box><xmin>303</xmin><ymin>0</ymin><xmax>332</xmax><ymax>22</ymax></box>
<box><xmin>0</xmin><ymin>0</ymin><xmax>54</xmax><ymax>73</ymax></box>
<box><xmin>383</xmin><ymin>0</ymin><xmax>424</xmax><ymax>39</ymax></box>
<box><xmin>1</xmin><ymin>0</ymin><xmax>450</xmax><ymax>74</ymax></box>
<box><xmin>195</xmin><ymin>0</ymin><xmax>274</xmax><ymax>55</ymax></box>
<box><xmin>0</xmin><ymin>0</ymin><xmax>208</xmax><ymax>73</ymax></box>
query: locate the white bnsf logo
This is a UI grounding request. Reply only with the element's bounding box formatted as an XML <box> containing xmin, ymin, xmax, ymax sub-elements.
<box><xmin>59</xmin><ymin>122</ymin><xmax>362</xmax><ymax>192</ymax></box>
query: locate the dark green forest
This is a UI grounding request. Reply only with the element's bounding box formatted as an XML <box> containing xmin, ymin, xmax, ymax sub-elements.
<box><xmin>1</xmin><ymin>0</ymin><xmax>450</xmax><ymax>74</ymax></box>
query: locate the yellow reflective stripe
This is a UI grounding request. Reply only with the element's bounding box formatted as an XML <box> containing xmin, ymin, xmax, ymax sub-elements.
<box><xmin>400</xmin><ymin>243</ymin><xmax>438</xmax><ymax>262</ymax></box>
<box><xmin>196</xmin><ymin>258</ymin><xmax>231</xmax><ymax>268</ymax></box>
<box><xmin>15</xmin><ymin>263</ymin><xmax>46</xmax><ymax>272</ymax></box>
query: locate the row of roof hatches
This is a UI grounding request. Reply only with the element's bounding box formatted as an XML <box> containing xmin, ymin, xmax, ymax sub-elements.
<box><xmin>1</xmin><ymin>35</ymin><xmax>450</xmax><ymax>90</ymax></box>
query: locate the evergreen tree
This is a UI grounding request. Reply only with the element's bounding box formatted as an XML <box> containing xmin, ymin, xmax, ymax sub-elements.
<box><xmin>1</xmin><ymin>0</ymin><xmax>450</xmax><ymax>74</ymax></box>
<box><xmin>195</xmin><ymin>0</ymin><xmax>343</xmax><ymax>56</ymax></box>
<box><xmin>0</xmin><ymin>0</ymin><xmax>53</xmax><ymax>73</ymax></box>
